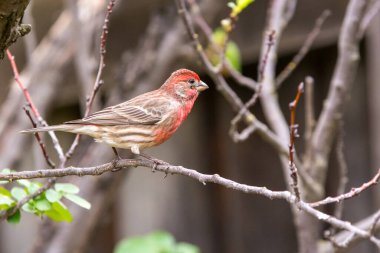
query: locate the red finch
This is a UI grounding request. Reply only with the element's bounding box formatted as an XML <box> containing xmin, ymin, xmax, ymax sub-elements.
<box><xmin>22</xmin><ymin>69</ymin><xmax>208</xmax><ymax>156</ymax></box>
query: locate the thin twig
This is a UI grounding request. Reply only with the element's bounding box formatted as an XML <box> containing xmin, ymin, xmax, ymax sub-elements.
<box><xmin>23</xmin><ymin>106</ymin><xmax>56</xmax><ymax>169</ymax></box>
<box><xmin>288</xmin><ymin>82</ymin><xmax>304</xmax><ymax>201</ymax></box>
<box><xmin>309</xmin><ymin>0</ymin><xmax>370</xmax><ymax>188</ymax></box>
<box><xmin>65</xmin><ymin>0</ymin><xmax>116</xmax><ymax>159</ymax></box>
<box><xmin>229</xmin><ymin>31</ymin><xmax>275</xmax><ymax>140</ymax></box>
<box><xmin>358</xmin><ymin>0</ymin><xmax>380</xmax><ymax>38</ymax></box>
<box><xmin>325</xmin><ymin>210</ymin><xmax>380</xmax><ymax>251</ymax></box>
<box><xmin>369</xmin><ymin>210</ymin><xmax>380</xmax><ymax>235</ymax></box>
<box><xmin>258</xmin><ymin>30</ymin><xmax>276</xmax><ymax>83</ymax></box>
<box><xmin>6</xmin><ymin>50</ymin><xmax>66</xmax><ymax>163</ymax></box>
<box><xmin>324</xmin><ymin>120</ymin><xmax>349</xmax><ymax>240</ymax></box>
<box><xmin>310</xmin><ymin>168</ymin><xmax>380</xmax><ymax>207</ymax></box>
<box><xmin>276</xmin><ymin>10</ymin><xmax>331</xmax><ymax>87</ymax></box>
<box><xmin>176</xmin><ymin>0</ymin><xmax>311</xmax><ymax>195</ymax></box>
<box><xmin>187</xmin><ymin>0</ymin><xmax>258</xmax><ymax>90</ymax></box>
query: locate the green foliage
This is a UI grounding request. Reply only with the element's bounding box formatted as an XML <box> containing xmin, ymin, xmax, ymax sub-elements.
<box><xmin>0</xmin><ymin>169</ymin><xmax>90</xmax><ymax>224</ymax></box>
<box><xmin>208</xmin><ymin>28</ymin><xmax>241</xmax><ymax>72</ymax></box>
<box><xmin>7</xmin><ymin>209</ymin><xmax>21</xmax><ymax>224</ymax></box>
<box><xmin>114</xmin><ymin>231</ymin><xmax>200</xmax><ymax>253</ymax></box>
<box><xmin>228</xmin><ymin>0</ymin><xmax>255</xmax><ymax>17</ymax></box>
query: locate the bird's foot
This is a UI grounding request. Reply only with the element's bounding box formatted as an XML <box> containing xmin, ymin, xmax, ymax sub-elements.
<box><xmin>111</xmin><ymin>147</ymin><xmax>122</xmax><ymax>172</ymax></box>
<box><xmin>138</xmin><ymin>153</ymin><xmax>169</xmax><ymax>172</ymax></box>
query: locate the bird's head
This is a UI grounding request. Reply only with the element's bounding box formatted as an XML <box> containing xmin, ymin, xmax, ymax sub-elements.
<box><xmin>162</xmin><ymin>69</ymin><xmax>209</xmax><ymax>101</ymax></box>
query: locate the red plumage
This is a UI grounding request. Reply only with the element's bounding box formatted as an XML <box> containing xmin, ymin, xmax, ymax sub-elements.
<box><xmin>22</xmin><ymin>69</ymin><xmax>208</xmax><ymax>155</ymax></box>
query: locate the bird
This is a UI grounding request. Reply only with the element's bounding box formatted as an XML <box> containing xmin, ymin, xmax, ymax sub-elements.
<box><xmin>22</xmin><ymin>69</ymin><xmax>208</xmax><ymax>160</ymax></box>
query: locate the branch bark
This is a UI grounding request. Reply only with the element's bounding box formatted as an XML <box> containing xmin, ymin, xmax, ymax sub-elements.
<box><xmin>0</xmin><ymin>0</ymin><xmax>31</xmax><ymax>58</ymax></box>
<box><xmin>1</xmin><ymin>158</ymin><xmax>380</xmax><ymax>249</ymax></box>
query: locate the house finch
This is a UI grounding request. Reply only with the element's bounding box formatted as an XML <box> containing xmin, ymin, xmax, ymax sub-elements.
<box><xmin>22</xmin><ymin>69</ymin><xmax>208</xmax><ymax>157</ymax></box>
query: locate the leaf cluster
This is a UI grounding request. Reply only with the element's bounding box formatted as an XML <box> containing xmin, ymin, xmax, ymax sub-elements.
<box><xmin>114</xmin><ymin>231</ymin><xmax>200</xmax><ymax>253</ymax></box>
<box><xmin>0</xmin><ymin>169</ymin><xmax>91</xmax><ymax>223</ymax></box>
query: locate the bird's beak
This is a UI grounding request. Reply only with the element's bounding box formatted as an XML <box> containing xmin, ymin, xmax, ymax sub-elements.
<box><xmin>196</xmin><ymin>81</ymin><xmax>209</xmax><ymax>92</ymax></box>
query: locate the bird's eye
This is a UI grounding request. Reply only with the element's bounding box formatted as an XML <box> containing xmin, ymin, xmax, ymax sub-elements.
<box><xmin>188</xmin><ymin>79</ymin><xmax>196</xmax><ymax>89</ymax></box>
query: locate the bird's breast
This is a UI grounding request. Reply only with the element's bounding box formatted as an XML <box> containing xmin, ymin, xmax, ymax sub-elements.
<box><xmin>153</xmin><ymin>102</ymin><xmax>194</xmax><ymax>145</ymax></box>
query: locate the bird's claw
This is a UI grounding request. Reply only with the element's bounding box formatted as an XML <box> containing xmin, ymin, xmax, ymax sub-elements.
<box><xmin>111</xmin><ymin>156</ymin><xmax>122</xmax><ymax>172</ymax></box>
<box><xmin>152</xmin><ymin>162</ymin><xmax>157</xmax><ymax>173</ymax></box>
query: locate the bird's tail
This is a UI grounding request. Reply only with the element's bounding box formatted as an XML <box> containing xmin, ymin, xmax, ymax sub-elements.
<box><xmin>21</xmin><ymin>124</ymin><xmax>79</xmax><ymax>134</ymax></box>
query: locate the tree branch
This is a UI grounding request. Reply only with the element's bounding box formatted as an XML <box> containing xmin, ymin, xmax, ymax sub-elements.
<box><xmin>65</xmin><ymin>0</ymin><xmax>116</xmax><ymax>159</ymax></box>
<box><xmin>1</xmin><ymin>159</ymin><xmax>380</xmax><ymax>248</ymax></box>
<box><xmin>276</xmin><ymin>10</ymin><xmax>331</xmax><ymax>87</ymax></box>
<box><xmin>288</xmin><ymin>82</ymin><xmax>304</xmax><ymax>201</ymax></box>
<box><xmin>309</xmin><ymin>0</ymin><xmax>370</xmax><ymax>185</ymax></box>
<box><xmin>6</xmin><ymin>49</ymin><xmax>66</xmax><ymax>163</ymax></box>
<box><xmin>310</xmin><ymin>168</ymin><xmax>380</xmax><ymax>207</ymax></box>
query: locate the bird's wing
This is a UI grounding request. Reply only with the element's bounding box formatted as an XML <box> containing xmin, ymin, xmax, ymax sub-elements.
<box><xmin>66</xmin><ymin>93</ymin><xmax>173</xmax><ymax>126</ymax></box>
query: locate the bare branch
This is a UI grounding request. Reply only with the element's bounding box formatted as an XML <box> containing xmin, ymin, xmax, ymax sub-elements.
<box><xmin>369</xmin><ymin>210</ymin><xmax>380</xmax><ymax>235</ymax></box>
<box><xmin>288</xmin><ymin>82</ymin><xmax>304</xmax><ymax>201</ymax></box>
<box><xmin>229</xmin><ymin>31</ymin><xmax>275</xmax><ymax>142</ymax></box>
<box><xmin>276</xmin><ymin>10</ymin><xmax>331</xmax><ymax>87</ymax></box>
<box><xmin>358</xmin><ymin>0</ymin><xmax>380</xmax><ymax>38</ymax></box>
<box><xmin>186</xmin><ymin>0</ymin><xmax>258</xmax><ymax>91</ymax></box>
<box><xmin>320</xmin><ymin>210</ymin><xmax>380</xmax><ymax>252</ymax></box>
<box><xmin>65</xmin><ymin>0</ymin><xmax>116</xmax><ymax>159</ymax></box>
<box><xmin>258</xmin><ymin>30</ymin><xmax>276</xmax><ymax>83</ymax></box>
<box><xmin>333</xmin><ymin>124</ymin><xmax>349</xmax><ymax>219</ymax></box>
<box><xmin>23</xmin><ymin>106</ymin><xmax>56</xmax><ymax>169</ymax></box>
<box><xmin>0</xmin><ymin>159</ymin><xmax>380</xmax><ymax>247</ymax></box>
<box><xmin>310</xmin><ymin>0</ymin><xmax>369</xmax><ymax>185</ymax></box>
<box><xmin>176</xmin><ymin>0</ymin><xmax>288</xmax><ymax>156</ymax></box>
<box><xmin>310</xmin><ymin>168</ymin><xmax>380</xmax><ymax>207</ymax></box>
<box><xmin>6</xmin><ymin>49</ymin><xmax>66</xmax><ymax>163</ymax></box>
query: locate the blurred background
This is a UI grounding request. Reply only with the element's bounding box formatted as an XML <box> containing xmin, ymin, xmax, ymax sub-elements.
<box><xmin>0</xmin><ymin>0</ymin><xmax>379</xmax><ymax>252</ymax></box>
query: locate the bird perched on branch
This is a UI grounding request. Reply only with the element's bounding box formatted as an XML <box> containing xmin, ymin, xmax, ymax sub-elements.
<box><xmin>22</xmin><ymin>69</ymin><xmax>208</xmax><ymax>159</ymax></box>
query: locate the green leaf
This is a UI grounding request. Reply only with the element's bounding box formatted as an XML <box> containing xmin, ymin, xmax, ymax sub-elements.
<box><xmin>146</xmin><ymin>231</ymin><xmax>175</xmax><ymax>248</ymax></box>
<box><xmin>114</xmin><ymin>237</ymin><xmax>157</xmax><ymax>253</ymax></box>
<box><xmin>7</xmin><ymin>209</ymin><xmax>21</xmax><ymax>224</ymax></box>
<box><xmin>27</xmin><ymin>182</ymin><xmax>42</xmax><ymax>194</ymax></box>
<box><xmin>1</xmin><ymin>168</ymin><xmax>12</xmax><ymax>174</ymax></box>
<box><xmin>0</xmin><ymin>186</ymin><xmax>11</xmax><ymax>197</ymax></box>
<box><xmin>44</xmin><ymin>202</ymin><xmax>73</xmax><ymax>222</ymax></box>
<box><xmin>22</xmin><ymin>202</ymin><xmax>36</xmax><ymax>213</ymax></box>
<box><xmin>0</xmin><ymin>169</ymin><xmax>11</xmax><ymax>185</ymax></box>
<box><xmin>45</xmin><ymin>189</ymin><xmax>61</xmax><ymax>203</ymax></box>
<box><xmin>114</xmin><ymin>231</ymin><xmax>177</xmax><ymax>253</ymax></box>
<box><xmin>225</xmin><ymin>41</ymin><xmax>241</xmax><ymax>72</ymax></box>
<box><xmin>210</xmin><ymin>28</ymin><xmax>242</xmax><ymax>73</ymax></box>
<box><xmin>231</xmin><ymin>0</ymin><xmax>254</xmax><ymax>17</ymax></box>
<box><xmin>55</xmin><ymin>183</ymin><xmax>79</xmax><ymax>194</ymax></box>
<box><xmin>35</xmin><ymin>199</ymin><xmax>52</xmax><ymax>211</ymax></box>
<box><xmin>64</xmin><ymin>194</ymin><xmax>91</xmax><ymax>209</ymax></box>
<box><xmin>176</xmin><ymin>243</ymin><xmax>200</xmax><ymax>253</ymax></box>
<box><xmin>212</xmin><ymin>27</ymin><xmax>227</xmax><ymax>46</ymax></box>
<box><xmin>0</xmin><ymin>195</ymin><xmax>15</xmax><ymax>207</ymax></box>
<box><xmin>11</xmin><ymin>187</ymin><xmax>27</xmax><ymax>201</ymax></box>
<box><xmin>17</xmin><ymin>179</ymin><xmax>31</xmax><ymax>188</ymax></box>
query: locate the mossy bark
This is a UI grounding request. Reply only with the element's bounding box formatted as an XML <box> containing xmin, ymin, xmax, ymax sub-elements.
<box><xmin>0</xmin><ymin>0</ymin><xmax>31</xmax><ymax>58</ymax></box>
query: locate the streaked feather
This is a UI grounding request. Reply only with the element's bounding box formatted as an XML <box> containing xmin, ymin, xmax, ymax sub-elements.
<box><xmin>65</xmin><ymin>92</ymin><xmax>174</xmax><ymax>126</ymax></box>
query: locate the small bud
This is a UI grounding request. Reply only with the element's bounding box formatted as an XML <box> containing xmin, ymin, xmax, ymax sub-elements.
<box><xmin>221</xmin><ymin>18</ymin><xmax>232</xmax><ymax>32</ymax></box>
